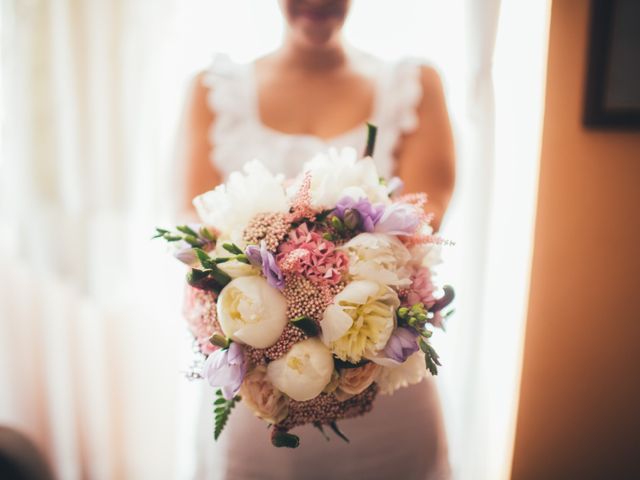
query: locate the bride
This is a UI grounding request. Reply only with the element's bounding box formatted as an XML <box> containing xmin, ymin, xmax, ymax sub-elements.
<box><xmin>180</xmin><ymin>0</ymin><xmax>455</xmax><ymax>478</ymax></box>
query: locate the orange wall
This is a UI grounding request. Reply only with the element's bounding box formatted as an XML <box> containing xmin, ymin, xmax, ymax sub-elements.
<box><xmin>511</xmin><ymin>1</ymin><xmax>640</xmax><ymax>479</ymax></box>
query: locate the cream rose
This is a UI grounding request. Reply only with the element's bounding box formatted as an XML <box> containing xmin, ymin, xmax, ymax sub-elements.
<box><xmin>320</xmin><ymin>280</ymin><xmax>400</xmax><ymax>363</ymax></box>
<box><xmin>241</xmin><ymin>366</ymin><xmax>289</xmax><ymax>424</ymax></box>
<box><xmin>267</xmin><ymin>338</ymin><xmax>335</xmax><ymax>402</ymax></box>
<box><xmin>340</xmin><ymin>233</ymin><xmax>412</xmax><ymax>287</ymax></box>
<box><xmin>216</xmin><ymin>276</ymin><xmax>287</xmax><ymax>348</ymax></box>
<box><xmin>375</xmin><ymin>350</ymin><xmax>428</xmax><ymax>395</ymax></box>
<box><xmin>334</xmin><ymin>362</ymin><xmax>381</xmax><ymax>402</ymax></box>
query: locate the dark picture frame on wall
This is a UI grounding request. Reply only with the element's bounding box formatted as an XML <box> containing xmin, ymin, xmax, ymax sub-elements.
<box><xmin>583</xmin><ymin>0</ymin><xmax>640</xmax><ymax>128</ymax></box>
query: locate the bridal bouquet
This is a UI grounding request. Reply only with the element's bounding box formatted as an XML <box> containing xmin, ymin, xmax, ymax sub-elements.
<box><xmin>156</xmin><ymin>126</ymin><xmax>454</xmax><ymax>448</ymax></box>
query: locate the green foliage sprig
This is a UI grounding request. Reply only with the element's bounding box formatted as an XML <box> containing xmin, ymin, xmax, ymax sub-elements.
<box><xmin>397</xmin><ymin>302</ymin><xmax>442</xmax><ymax>376</ymax></box>
<box><xmin>214</xmin><ymin>389</ymin><xmax>240</xmax><ymax>440</ymax></box>
<box><xmin>152</xmin><ymin>225</ymin><xmax>216</xmax><ymax>247</ymax></box>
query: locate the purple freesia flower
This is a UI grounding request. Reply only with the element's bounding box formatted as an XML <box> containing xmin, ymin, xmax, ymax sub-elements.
<box><xmin>202</xmin><ymin>342</ymin><xmax>247</xmax><ymax>400</ymax></box>
<box><xmin>383</xmin><ymin>327</ymin><xmax>420</xmax><ymax>363</ymax></box>
<box><xmin>173</xmin><ymin>245</ymin><xmax>199</xmax><ymax>266</ymax></box>
<box><xmin>333</xmin><ymin>196</ymin><xmax>385</xmax><ymax>232</ymax></box>
<box><xmin>245</xmin><ymin>241</ymin><xmax>285</xmax><ymax>290</ymax></box>
<box><xmin>374</xmin><ymin>202</ymin><xmax>421</xmax><ymax>236</ymax></box>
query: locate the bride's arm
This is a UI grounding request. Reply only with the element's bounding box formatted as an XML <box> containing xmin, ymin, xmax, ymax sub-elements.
<box><xmin>395</xmin><ymin>66</ymin><xmax>456</xmax><ymax>232</ymax></box>
<box><xmin>177</xmin><ymin>72</ymin><xmax>222</xmax><ymax>218</ymax></box>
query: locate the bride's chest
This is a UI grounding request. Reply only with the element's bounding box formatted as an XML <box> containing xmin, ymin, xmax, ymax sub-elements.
<box><xmin>255</xmin><ymin>71</ymin><xmax>376</xmax><ymax>141</ymax></box>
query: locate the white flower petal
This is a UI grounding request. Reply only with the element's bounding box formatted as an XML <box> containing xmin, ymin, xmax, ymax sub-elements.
<box><xmin>320</xmin><ymin>305</ymin><xmax>354</xmax><ymax>344</ymax></box>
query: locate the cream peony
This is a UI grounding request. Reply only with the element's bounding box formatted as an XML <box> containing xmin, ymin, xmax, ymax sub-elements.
<box><xmin>241</xmin><ymin>366</ymin><xmax>289</xmax><ymax>424</ymax></box>
<box><xmin>334</xmin><ymin>362</ymin><xmax>381</xmax><ymax>402</ymax></box>
<box><xmin>288</xmin><ymin>147</ymin><xmax>390</xmax><ymax>209</ymax></box>
<box><xmin>321</xmin><ymin>280</ymin><xmax>400</xmax><ymax>363</ymax></box>
<box><xmin>267</xmin><ymin>338</ymin><xmax>334</xmax><ymax>402</ymax></box>
<box><xmin>340</xmin><ymin>233</ymin><xmax>413</xmax><ymax>287</ymax></box>
<box><xmin>216</xmin><ymin>276</ymin><xmax>287</xmax><ymax>348</ymax></box>
<box><xmin>375</xmin><ymin>350</ymin><xmax>428</xmax><ymax>395</ymax></box>
<box><xmin>193</xmin><ymin>160</ymin><xmax>289</xmax><ymax>239</ymax></box>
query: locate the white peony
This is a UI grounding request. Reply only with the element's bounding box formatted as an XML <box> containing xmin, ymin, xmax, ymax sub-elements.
<box><xmin>216</xmin><ymin>276</ymin><xmax>287</xmax><ymax>348</ymax></box>
<box><xmin>288</xmin><ymin>147</ymin><xmax>390</xmax><ymax>209</ymax></box>
<box><xmin>375</xmin><ymin>350</ymin><xmax>428</xmax><ymax>395</ymax></box>
<box><xmin>340</xmin><ymin>233</ymin><xmax>413</xmax><ymax>287</ymax></box>
<box><xmin>267</xmin><ymin>338</ymin><xmax>335</xmax><ymax>402</ymax></box>
<box><xmin>193</xmin><ymin>160</ymin><xmax>289</xmax><ymax>239</ymax></box>
<box><xmin>321</xmin><ymin>280</ymin><xmax>400</xmax><ymax>363</ymax></box>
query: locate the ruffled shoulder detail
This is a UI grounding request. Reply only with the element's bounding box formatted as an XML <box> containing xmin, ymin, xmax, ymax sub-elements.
<box><xmin>369</xmin><ymin>57</ymin><xmax>424</xmax><ymax>177</ymax></box>
<box><xmin>202</xmin><ymin>53</ymin><xmax>251</xmax><ymax>120</ymax></box>
<box><xmin>201</xmin><ymin>54</ymin><xmax>255</xmax><ymax>176</ymax></box>
<box><xmin>377</xmin><ymin>58</ymin><xmax>424</xmax><ymax>137</ymax></box>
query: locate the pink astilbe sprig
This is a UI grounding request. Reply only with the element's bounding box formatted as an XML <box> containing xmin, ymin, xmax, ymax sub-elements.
<box><xmin>398</xmin><ymin>192</ymin><xmax>428</xmax><ymax>210</ymax></box>
<box><xmin>404</xmin><ymin>233</ymin><xmax>456</xmax><ymax>248</ymax></box>
<box><xmin>276</xmin><ymin>223</ymin><xmax>348</xmax><ymax>285</ymax></box>
<box><xmin>287</xmin><ymin>172</ymin><xmax>319</xmax><ymax>223</ymax></box>
<box><xmin>394</xmin><ymin>192</ymin><xmax>456</xmax><ymax>247</ymax></box>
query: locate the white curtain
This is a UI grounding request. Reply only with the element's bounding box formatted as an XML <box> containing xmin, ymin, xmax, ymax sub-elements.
<box><xmin>0</xmin><ymin>1</ymin><xmax>549</xmax><ymax>478</ymax></box>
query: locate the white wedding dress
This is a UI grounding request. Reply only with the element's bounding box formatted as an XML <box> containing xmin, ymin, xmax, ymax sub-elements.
<box><xmin>188</xmin><ymin>52</ymin><xmax>450</xmax><ymax>480</ymax></box>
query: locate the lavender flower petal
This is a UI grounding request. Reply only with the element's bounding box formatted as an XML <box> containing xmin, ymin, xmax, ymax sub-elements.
<box><xmin>203</xmin><ymin>342</ymin><xmax>246</xmax><ymax>400</ymax></box>
<box><xmin>245</xmin><ymin>242</ymin><xmax>285</xmax><ymax>290</ymax></box>
<box><xmin>333</xmin><ymin>196</ymin><xmax>385</xmax><ymax>232</ymax></box>
<box><xmin>383</xmin><ymin>327</ymin><xmax>420</xmax><ymax>363</ymax></box>
<box><xmin>374</xmin><ymin>203</ymin><xmax>421</xmax><ymax>236</ymax></box>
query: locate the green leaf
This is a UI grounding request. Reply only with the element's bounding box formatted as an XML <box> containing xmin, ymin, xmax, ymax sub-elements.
<box><xmin>194</xmin><ymin>248</ymin><xmax>217</xmax><ymax>270</ymax></box>
<box><xmin>152</xmin><ymin>227</ymin><xmax>170</xmax><ymax>239</ymax></box>
<box><xmin>419</xmin><ymin>338</ymin><xmax>441</xmax><ymax>376</ymax></box>
<box><xmin>329</xmin><ymin>421</ymin><xmax>350</xmax><ymax>443</ymax></box>
<box><xmin>200</xmin><ymin>226</ymin><xmax>215</xmax><ymax>241</ymax></box>
<box><xmin>271</xmin><ymin>430</ymin><xmax>300</xmax><ymax>448</ymax></box>
<box><xmin>291</xmin><ymin>316</ymin><xmax>319</xmax><ymax>337</ymax></box>
<box><xmin>222</xmin><ymin>242</ymin><xmax>243</xmax><ymax>255</ymax></box>
<box><xmin>183</xmin><ymin>235</ymin><xmax>201</xmax><ymax>247</ymax></box>
<box><xmin>333</xmin><ymin>357</ymin><xmax>371</xmax><ymax>370</ymax></box>
<box><xmin>363</xmin><ymin>123</ymin><xmax>378</xmax><ymax>157</ymax></box>
<box><xmin>209</xmin><ymin>334</ymin><xmax>230</xmax><ymax>349</ymax></box>
<box><xmin>177</xmin><ymin>225</ymin><xmax>198</xmax><ymax>237</ymax></box>
<box><xmin>213</xmin><ymin>389</ymin><xmax>240</xmax><ymax>440</ymax></box>
<box><xmin>235</xmin><ymin>254</ymin><xmax>250</xmax><ymax>264</ymax></box>
<box><xmin>313</xmin><ymin>422</ymin><xmax>330</xmax><ymax>442</ymax></box>
<box><xmin>209</xmin><ymin>264</ymin><xmax>232</xmax><ymax>287</ymax></box>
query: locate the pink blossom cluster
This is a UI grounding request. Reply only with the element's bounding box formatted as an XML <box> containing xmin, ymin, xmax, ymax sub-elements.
<box><xmin>276</xmin><ymin>223</ymin><xmax>348</xmax><ymax>285</ymax></box>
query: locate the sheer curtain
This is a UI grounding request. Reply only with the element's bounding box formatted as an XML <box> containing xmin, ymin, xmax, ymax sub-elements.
<box><xmin>0</xmin><ymin>1</ymin><xmax>548</xmax><ymax>478</ymax></box>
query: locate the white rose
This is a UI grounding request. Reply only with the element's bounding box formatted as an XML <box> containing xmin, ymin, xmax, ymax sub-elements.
<box><xmin>288</xmin><ymin>147</ymin><xmax>390</xmax><ymax>209</ymax></box>
<box><xmin>375</xmin><ymin>350</ymin><xmax>428</xmax><ymax>395</ymax></box>
<box><xmin>194</xmin><ymin>160</ymin><xmax>289</xmax><ymax>239</ymax></box>
<box><xmin>340</xmin><ymin>233</ymin><xmax>412</xmax><ymax>287</ymax></box>
<box><xmin>267</xmin><ymin>338</ymin><xmax>335</xmax><ymax>402</ymax></box>
<box><xmin>216</xmin><ymin>276</ymin><xmax>287</xmax><ymax>348</ymax></box>
<box><xmin>320</xmin><ymin>280</ymin><xmax>399</xmax><ymax>363</ymax></box>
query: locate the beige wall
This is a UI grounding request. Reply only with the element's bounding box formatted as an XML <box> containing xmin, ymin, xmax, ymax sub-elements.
<box><xmin>511</xmin><ymin>1</ymin><xmax>640</xmax><ymax>478</ymax></box>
